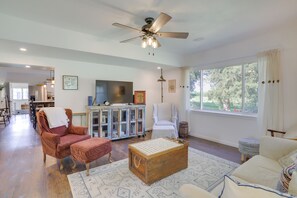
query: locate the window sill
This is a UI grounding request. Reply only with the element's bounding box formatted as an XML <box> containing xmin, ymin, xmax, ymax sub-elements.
<box><xmin>190</xmin><ymin>109</ymin><xmax>257</xmax><ymax>119</ymax></box>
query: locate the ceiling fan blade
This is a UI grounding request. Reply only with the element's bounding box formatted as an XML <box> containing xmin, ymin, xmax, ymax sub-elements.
<box><xmin>120</xmin><ymin>36</ymin><xmax>142</xmax><ymax>43</ymax></box>
<box><xmin>157</xmin><ymin>32</ymin><xmax>189</xmax><ymax>39</ymax></box>
<box><xmin>112</xmin><ymin>23</ymin><xmax>142</xmax><ymax>33</ymax></box>
<box><xmin>149</xmin><ymin>12</ymin><xmax>172</xmax><ymax>33</ymax></box>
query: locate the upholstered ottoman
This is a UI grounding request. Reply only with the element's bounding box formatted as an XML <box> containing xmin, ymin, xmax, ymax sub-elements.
<box><xmin>70</xmin><ymin>138</ymin><xmax>112</xmax><ymax>176</ymax></box>
<box><xmin>238</xmin><ymin>137</ymin><xmax>260</xmax><ymax>162</ymax></box>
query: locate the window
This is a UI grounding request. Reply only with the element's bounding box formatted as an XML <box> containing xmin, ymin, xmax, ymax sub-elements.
<box><xmin>12</xmin><ymin>88</ymin><xmax>29</xmax><ymax>100</ymax></box>
<box><xmin>190</xmin><ymin>62</ymin><xmax>258</xmax><ymax>114</ymax></box>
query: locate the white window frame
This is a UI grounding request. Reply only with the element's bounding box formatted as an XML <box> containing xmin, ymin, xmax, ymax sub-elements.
<box><xmin>12</xmin><ymin>88</ymin><xmax>29</xmax><ymax>100</ymax></box>
<box><xmin>190</xmin><ymin>62</ymin><xmax>258</xmax><ymax>116</ymax></box>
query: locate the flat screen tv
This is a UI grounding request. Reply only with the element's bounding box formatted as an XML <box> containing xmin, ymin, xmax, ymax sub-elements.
<box><xmin>95</xmin><ymin>80</ymin><xmax>133</xmax><ymax>105</ymax></box>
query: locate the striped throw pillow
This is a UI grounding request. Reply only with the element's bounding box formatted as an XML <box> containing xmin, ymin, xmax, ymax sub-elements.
<box><xmin>277</xmin><ymin>163</ymin><xmax>297</xmax><ymax>193</ymax></box>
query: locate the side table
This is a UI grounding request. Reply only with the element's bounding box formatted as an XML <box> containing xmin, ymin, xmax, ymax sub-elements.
<box><xmin>179</xmin><ymin>121</ymin><xmax>189</xmax><ymax>138</ymax></box>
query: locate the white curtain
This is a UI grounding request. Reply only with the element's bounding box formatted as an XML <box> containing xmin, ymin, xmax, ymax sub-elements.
<box><xmin>257</xmin><ymin>49</ymin><xmax>284</xmax><ymax>135</ymax></box>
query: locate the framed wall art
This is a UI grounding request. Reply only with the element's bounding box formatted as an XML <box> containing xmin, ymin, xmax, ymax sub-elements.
<box><xmin>63</xmin><ymin>75</ymin><xmax>78</xmax><ymax>90</ymax></box>
<box><xmin>168</xmin><ymin>79</ymin><xmax>176</xmax><ymax>93</ymax></box>
<box><xmin>134</xmin><ymin>91</ymin><xmax>146</xmax><ymax>104</ymax></box>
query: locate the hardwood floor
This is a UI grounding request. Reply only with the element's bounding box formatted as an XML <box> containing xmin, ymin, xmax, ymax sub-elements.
<box><xmin>0</xmin><ymin>115</ymin><xmax>241</xmax><ymax>198</ymax></box>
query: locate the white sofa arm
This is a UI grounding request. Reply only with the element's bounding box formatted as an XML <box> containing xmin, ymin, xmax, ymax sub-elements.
<box><xmin>179</xmin><ymin>184</ymin><xmax>216</xmax><ymax>198</ymax></box>
<box><xmin>260</xmin><ymin>136</ymin><xmax>297</xmax><ymax>160</ymax></box>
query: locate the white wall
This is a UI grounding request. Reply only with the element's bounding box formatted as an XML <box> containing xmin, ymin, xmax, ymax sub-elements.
<box><xmin>5</xmin><ymin>71</ymin><xmax>48</xmax><ymax>86</ymax></box>
<box><xmin>161</xmin><ymin>68</ymin><xmax>188</xmax><ymax>122</ymax></box>
<box><xmin>55</xmin><ymin>60</ymin><xmax>162</xmax><ymax>129</ymax></box>
<box><xmin>184</xmin><ymin>19</ymin><xmax>297</xmax><ymax>147</ymax></box>
<box><xmin>0</xmin><ymin>71</ymin><xmax>7</xmax><ymax>83</ymax></box>
<box><xmin>0</xmin><ymin>52</ymin><xmax>163</xmax><ymax>129</ymax></box>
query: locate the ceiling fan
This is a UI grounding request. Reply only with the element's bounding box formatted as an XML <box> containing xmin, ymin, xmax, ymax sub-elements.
<box><xmin>112</xmin><ymin>12</ymin><xmax>189</xmax><ymax>48</ymax></box>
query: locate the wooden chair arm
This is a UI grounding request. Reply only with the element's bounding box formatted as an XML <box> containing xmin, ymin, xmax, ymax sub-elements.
<box><xmin>267</xmin><ymin>129</ymin><xmax>286</xmax><ymax>137</ymax></box>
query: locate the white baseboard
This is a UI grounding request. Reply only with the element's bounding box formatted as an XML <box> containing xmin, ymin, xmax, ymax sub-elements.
<box><xmin>190</xmin><ymin>133</ymin><xmax>239</xmax><ymax>148</ymax></box>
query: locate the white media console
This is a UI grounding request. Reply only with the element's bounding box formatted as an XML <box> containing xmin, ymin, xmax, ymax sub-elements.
<box><xmin>86</xmin><ymin>105</ymin><xmax>146</xmax><ymax>140</ymax></box>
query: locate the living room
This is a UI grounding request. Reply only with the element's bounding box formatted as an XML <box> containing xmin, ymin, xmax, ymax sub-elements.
<box><xmin>0</xmin><ymin>0</ymin><xmax>297</xmax><ymax>197</ymax></box>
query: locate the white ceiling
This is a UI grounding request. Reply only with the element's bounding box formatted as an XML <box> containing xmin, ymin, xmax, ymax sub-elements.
<box><xmin>0</xmin><ymin>0</ymin><xmax>296</xmax><ymax>69</ymax></box>
<box><xmin>0</xmin><ymin>62</ymin><xmax>53</xmax><ymax>85</ymax></box>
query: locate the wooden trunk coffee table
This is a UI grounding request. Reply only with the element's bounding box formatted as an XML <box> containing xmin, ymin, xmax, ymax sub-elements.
<box><xmin>128</xmin><ymin>138</ymin><xmax>188</xmax><ymax>185</ymax></box>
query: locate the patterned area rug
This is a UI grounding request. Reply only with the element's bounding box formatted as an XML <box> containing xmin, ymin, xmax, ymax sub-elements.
<box><xmin>68</xmin><ymin>147</ymin><xmax>239</xmax><ymax>198</ymax></box>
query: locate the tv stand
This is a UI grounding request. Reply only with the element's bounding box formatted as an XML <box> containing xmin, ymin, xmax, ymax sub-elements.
<box><xmin>110</xmin><ymin>103</ymin><xmax>128</xmax><ymax>106</ymax></box>
<box><xmin>86</xmin><ymin>104</ymin><xmax>146</xmax><ymax>140</ymax></box>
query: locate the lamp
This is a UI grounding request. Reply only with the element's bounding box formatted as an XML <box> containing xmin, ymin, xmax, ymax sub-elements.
<box><xmin>152</xmin><ymin>37</ymin><xmax>158</xmax><ymax>49</ymax></box>
<box><xmin>43</xmin><ymin>70</ymin><xmax>55</xmax><ymax>88</ymax></box>
<box><xmin>141</xmin><ymin>37</ymin><xmax>147</xmax><ymax>48</ymax></box>
<box><xmin>157</xmin><ymin>67</ymin><xmax>166</xmax><ymax>103</ymax></box>
<box><xmin>141</xmin><ymin>36</ymin><xmax>158</xmax><ymax>49</ymax></box>
<box><xmin>147</xmin><ymin>36</ymin><xmax>153</xmax><ymax>46</ymax></box>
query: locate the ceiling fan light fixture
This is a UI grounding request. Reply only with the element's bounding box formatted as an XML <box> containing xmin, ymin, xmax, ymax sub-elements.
<box><xmin>152</xmin><ymin>37</ymin><xmax>158</xmax><ymax>48</ymax></box>
<box><xmin>147</xmin><ymin>36</ymin><xmax>153</xmax><ymax>46</ymax></box>
<box><xmin>113</xmin><ymin>12</ymin><xmax>189</xmax><ymax>49</ymax></box>
<box><xmin>141</xmin><ymin>37</ymin><xmax>147</xmax><ymax>48</ymax></box>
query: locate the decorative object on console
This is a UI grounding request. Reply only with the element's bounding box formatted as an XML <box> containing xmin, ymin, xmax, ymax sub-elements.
<box><xmin>88</xmin><ymin>96</ymin><xmax>93</xmax><ymax>106</ymax></box>
<box><xmin>168</xmin><ymin>79</ymin><xmax>176</xmax><ymax>93</ymax></box>
<box><xmin>63</xmin><ymin>75</ymin><xmax>78</xmax><ymax>90</ymax></box>
<box><xmin>157</xmin><ymin>67</ymin><xmax>166</xmax><ymax>103</ymax></box>
<box><xmin>134</xmin><ymin>91</ymin><xmax>146</xmax><ymax>104</ymax></box>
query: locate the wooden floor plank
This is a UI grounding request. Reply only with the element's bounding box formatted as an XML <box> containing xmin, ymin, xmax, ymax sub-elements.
<box><xmin>0</xmin><ymin>114</ymin><xmax>241</xmax><ymax>197</ymax></box>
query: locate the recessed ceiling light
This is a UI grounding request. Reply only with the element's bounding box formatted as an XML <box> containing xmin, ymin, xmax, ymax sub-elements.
<box><xmin>25</xmin><ymin>65</ymin><xmax>31</xmax><ymax>68</ymax></box>
<box><xmin>19</xmin><ymin>48</ymin><xmax>27</xmax><ymax>52</ymax></box>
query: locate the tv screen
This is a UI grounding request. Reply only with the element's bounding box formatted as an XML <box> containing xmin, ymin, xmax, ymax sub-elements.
<box><xmin>95</xmin><ymin>80</ymin><xmax>133</xmax><ymax>105</ymax></box>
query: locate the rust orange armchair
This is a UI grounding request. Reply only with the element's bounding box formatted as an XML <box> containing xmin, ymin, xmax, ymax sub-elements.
<box><xmin>36</xmin><ymin>108</ymin><xmax>91</xmax><ymax>170</ymax></box>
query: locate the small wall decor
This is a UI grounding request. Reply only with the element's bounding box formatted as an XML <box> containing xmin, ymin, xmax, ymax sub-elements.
<box><xmin>134</xmin><ymin>91</ymin><xmax>146</xmax><ymax>104</ymax></box>
<box><xmin>63</xmin><ymin>75</ymin><xmax>78</xmax><ymax>90</ymax></box>
<box><xmin>168</xmin><ymin>79</ymin><xmax>176</xmax><ymax>93</ymax></box>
